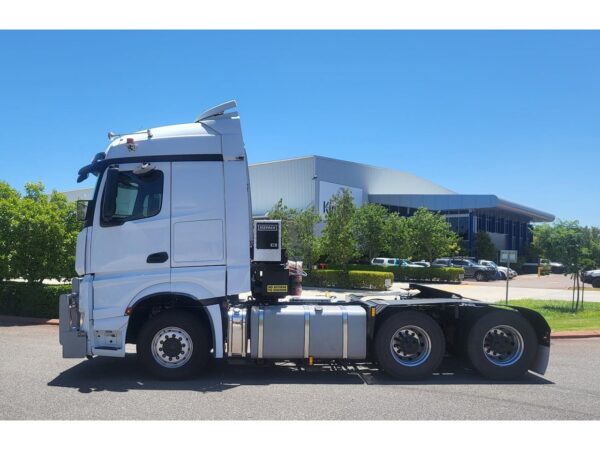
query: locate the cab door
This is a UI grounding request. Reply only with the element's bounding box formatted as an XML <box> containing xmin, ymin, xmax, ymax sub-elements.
<box><xmin>170</xmin><ymin>161</ymin><xmax>227</xmax><ymax>301</ymax></box>
<box><xmin>90</xmin><ymin>162</ymin><xmax>171</xmax><ymax>320</ymax></box>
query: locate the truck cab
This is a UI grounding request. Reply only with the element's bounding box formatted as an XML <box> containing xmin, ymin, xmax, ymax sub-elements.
<box><xmin>63</xmin><ymin>101</ymin><xmax>251</xmax><ymax>364</ymax></box>
<box><xmin>60</xmin><ymin>101</ymin><xmax>551</xmax><ymax>381</ymax></box>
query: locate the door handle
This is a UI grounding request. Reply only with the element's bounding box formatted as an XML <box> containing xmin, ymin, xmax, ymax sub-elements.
<box><xmin>147</xmin><ymin>252</ymin><xmax>168</xmax><ymax>263</ymax></box>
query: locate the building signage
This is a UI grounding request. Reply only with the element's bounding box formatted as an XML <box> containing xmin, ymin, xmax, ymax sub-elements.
<box><xmin>319</xmin><ymin>181</ymin><xmax>363</xmax><ymax>218</ymax></box>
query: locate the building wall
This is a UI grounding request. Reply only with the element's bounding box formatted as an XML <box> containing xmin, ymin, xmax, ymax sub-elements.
<box><xmin>249</xmin><ymin>155</ymin><xmax>456</xmax><ymax>217</ymax></box>
<box><xmin>249</xmin><ymin>157</ymin><xmax>316</xmax><ymax>216</ymax></box>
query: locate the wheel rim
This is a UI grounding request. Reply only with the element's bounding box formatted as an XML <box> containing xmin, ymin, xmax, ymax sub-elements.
<box><xmin>482</xmin><ymin>325</ymin><xmax>524</xmax><ymax>366</ymax></box>
<box><xmin>151</xmin><ymin>327</ymin><xmax>194</xmax><ymax>368</ymax></box>
<box><xmin>389</xmin><ymin>325</ymin><xmax>432</xmax><ymax>367</ymax></box>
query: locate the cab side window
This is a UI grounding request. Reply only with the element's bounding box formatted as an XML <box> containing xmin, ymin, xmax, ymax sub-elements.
<box><xmin>101</xmin><ymin>170</ymin><xmax>164</xmax><ymax>226</ymax></box>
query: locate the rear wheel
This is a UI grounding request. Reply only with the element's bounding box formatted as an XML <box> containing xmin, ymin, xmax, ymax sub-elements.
<box><xmin>592</xmin><ymin>278</ymin><xmax>600</xmax><ymax>288</ymax></box>
<box><xmin>374</xmin><ymin>311</ymin><xmax>445</xmax><ymax>379</ymax></box>
<box><xmin>466</xmin><ymin>310</ymin><xmax>537</xmax><ymax>380</ymax></box>
<box><xmin>137</xmin><ymin>309</ymin><xmax>210</xmax><ymax>380</ymax></box>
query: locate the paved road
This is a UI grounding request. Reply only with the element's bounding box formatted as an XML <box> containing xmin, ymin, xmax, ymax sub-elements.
<box><xmin>1</xmin><ymin>321</ymin><xmax>599</xmax><ymax>420</ymax></box>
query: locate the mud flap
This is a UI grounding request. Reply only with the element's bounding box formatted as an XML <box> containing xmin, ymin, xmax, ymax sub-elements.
<box><xmin>531</xmin><ymin>344</ymin><xmax>550</xmax><ymax>375</ymax></box>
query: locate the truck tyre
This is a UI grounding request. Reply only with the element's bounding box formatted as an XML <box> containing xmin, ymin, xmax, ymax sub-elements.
<box><xmin>592</xmin><ymin>278</ymin><xmax>600</xmax><ymax>288</ymax></box>
<box><xmin>475</xmin><ymin>271</ymin><xmax>486</xmax><ymax>282</ymax></box>
<box><xmin>374</xmin><ymin>311</ymin><xmax>445</xmax><ymax>380</ymax></box>
<box><xmin>466</xmin><ymin>309</ymin><xmax>537</xmax><ymax>380</ymax></box>
<box><xmin>137</xmin><ymin>309</ymin><xmax>210</xmax><ymax>380</ymax></box>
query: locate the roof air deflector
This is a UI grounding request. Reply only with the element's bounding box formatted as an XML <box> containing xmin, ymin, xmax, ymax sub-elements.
<box><xmin>195</xmin><ymin>100</ymin><xmax>237</xmax><ymax>122</ymax></box>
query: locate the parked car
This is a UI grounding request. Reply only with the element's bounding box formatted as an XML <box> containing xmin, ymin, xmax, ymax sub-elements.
<box><xmin>412</xmin><ymin>260</ymin><xmax>431</xmax><ymax>267</ymax></box>
<box><xmin>398</xmin><ymin>259</ymin><xmax>424</xmax><ymax>268</ymax></box>
<box><xmin>478</xmin><ymin>260</ymin><xmax>516</xmax><ymax>280</ymax></box>
<box><xmin>521</xmin><ymin>259</ymin><xmax>552</xmax><ymax>275</ymax></box>
<box><xmin>432</xmin><ymin>257</ymin><xmax>496</xmax><ymax>281</ymax></box>
<box><xmin>582</xmin><ymin>269</ymin><xmax>600</xmax><ymax>288</ymax></box>
<box><xmin>550</xmin><ymin>261</ymin><xmax>566</xmax><ymax>274</ymax></box>
<box><xmin>371</xmin><ymin>257</ymin><xmax>398</xmax><ymax>267</ymax></box>
<box><xmin>371</xmin><ymin>258</ymin><xmax>422</xmax><ymax>268</ymax></box>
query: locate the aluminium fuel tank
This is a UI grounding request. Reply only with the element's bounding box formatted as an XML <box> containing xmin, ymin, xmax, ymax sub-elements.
<box><xmin>250</xmin><ymin>304</ymin><xmax>366</xmax><ymax>359</ymax></box>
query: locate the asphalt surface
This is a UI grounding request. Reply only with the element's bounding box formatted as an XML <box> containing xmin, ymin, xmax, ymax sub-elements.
<box><xmin>1</xmin><ymin>321</ymin><xmax>599</xmax><ymax>420</ymax></box>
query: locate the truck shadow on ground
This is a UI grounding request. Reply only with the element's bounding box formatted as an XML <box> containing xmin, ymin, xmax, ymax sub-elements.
<box><xmin>47</xmin><ymin>354</ymin><xmax>553</xmax><ymax>394</ymax></box>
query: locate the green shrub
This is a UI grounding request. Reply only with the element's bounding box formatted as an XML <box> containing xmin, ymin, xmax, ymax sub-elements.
<box><xmin>322</xmin><ymin>264</ymin><xmax>464</xmax><ymax>283</ymax></box>
<box><xmin>348</xmin><ymin>270</ymin><xmax>393</xmax><ymax>290</ymax></box>
<box><xmin>304</xmin><ymin>270</ymin><xmax>347</xmax><ymax>288</ymax></box>
<box><xmin>0</xmin><ymin>281</ymin><xmax>71</xmax><ymax>318</ymax></box>
<box><xmin>304</xmin><ymin>270</ymin><xmax>393</xmax><ymax>290</ymax></box>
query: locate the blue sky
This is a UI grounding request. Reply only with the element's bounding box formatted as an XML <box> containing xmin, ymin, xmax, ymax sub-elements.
<box><xmin>0</xmin><ymin>31</ymin><xmax>598</xmax><ymax>225</ymax></box>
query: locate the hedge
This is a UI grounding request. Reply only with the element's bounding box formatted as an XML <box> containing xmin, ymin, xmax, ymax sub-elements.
<box><xmin>0</xmin><ymin>281</ymin><xmax>71</xmax><ymax>318</ymax></box>
<box><xmin>323</xmin><ymin>264</ymin><xmax>464</xmax><ymax>283</ymax></box>
<box><xmin>304</xmin><ymin>270</ymin><xmax>393</xmax><ymax>290</ymax></box>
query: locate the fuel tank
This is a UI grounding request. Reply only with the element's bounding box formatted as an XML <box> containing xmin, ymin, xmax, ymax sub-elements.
<box><xmin>250</xmin><ymin>304</ymin><xmax>366</xmax><ymax>359</ymax></box>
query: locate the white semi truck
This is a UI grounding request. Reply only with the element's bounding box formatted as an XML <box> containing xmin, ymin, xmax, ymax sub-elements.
<box><xmin>59</xmin><ymin>101</ymin><xmax>550</xmax><ymax>380</ymax></box>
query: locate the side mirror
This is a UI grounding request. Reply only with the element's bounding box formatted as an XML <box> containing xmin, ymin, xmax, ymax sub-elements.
<box><xmin>101</xmin><ymin>168</ymin><xmax>119</xmax><ymax>223</ymax></box>
<box><xmin>76</xmin><ymin>200</ymin><xmax>90</xmax><ymax>222</ymax></box>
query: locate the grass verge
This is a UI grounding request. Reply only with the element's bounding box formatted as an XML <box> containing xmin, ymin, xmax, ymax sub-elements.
<box><xmin>505</xmin><ymin>299</ymin><xmax>600</xmax><ymax>332</ymax></box>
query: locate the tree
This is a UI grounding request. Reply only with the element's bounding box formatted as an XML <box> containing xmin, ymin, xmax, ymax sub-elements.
<box><xmin>475</xmin><ymin>231</ymin><xmax>497</xmax><ymax>261</ymax></box>
<box><xmin>0</xmin><ymin>181</ymin><xmax>21</xmax><ymax>280</ymax></box>
<box><xmin>408</xmin><ymin>208</ymin><xmax>460</xmax><ymax>262</ymax></box>
<box><xmin>386</xmin><ymin>212</ymin><xmax>413</xmax><ymax>259</ymax></box>
<box><xmin>351</xmin><ymin>203</ymin><xmax>390</xmax><ymax>261</ymax></box>
<box><xmin>533</xmin><ymin>220</ymin><xmax>593</xmax><ymax>311</ymax></box>
<box><xmin>266</xmin><ymin>199</ymin><xmax>296</xmax><ymax>251</ymax></box>
<box><xmin>321</xmin><ymin>188</ymin><xmax>358</xmax><ymax>268</ymax></box>
<box><xmin>267</xmin><ymin>199</ymin><xmax>321</xmax><ymax>268</ymax></box>
<box><xmin>6</xmin><ymin>181</ymin><xmax>80</xmax><ymax>284</ymax></box>
<box><xmin>288</xmin><ymin>207</ymin><xmax>321</xmax><ymax>268</ymax></box>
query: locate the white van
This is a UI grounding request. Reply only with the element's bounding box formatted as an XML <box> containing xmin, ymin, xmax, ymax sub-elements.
<box><xmin>371</xmin><ymin>257</ymin><xmax>400</xmax><ymax>267</ymax></box>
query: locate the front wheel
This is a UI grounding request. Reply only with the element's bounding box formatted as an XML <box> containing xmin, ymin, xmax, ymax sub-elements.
<box><xmin>466</xmin><ymin>310</ymin><xmax>537</xmax><ymax>380</ymax></box>
<box><xmin>475</xmin><ymin>271</ymin><xmax>487</xmax><ymax>282</ymax></box>
<box><xmin>592</xmin><ymin>278</ymin><xmax>600</xmax><ymax>288</ymax></box>
<box><xmin>374</xmin><ymin>311</ymin><xmax>445</xmax><ymax>379</ymax></box>
<box><xmin>137</xmin><ymin>309</ymin><xmax>210</xmax><ymax>380</ymax></box>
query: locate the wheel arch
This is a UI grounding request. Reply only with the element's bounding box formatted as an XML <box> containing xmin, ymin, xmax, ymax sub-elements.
<box><xmin>125</xmin><ymin>292</ymin><xmax>225</xmax><ymax>358</ymax></box>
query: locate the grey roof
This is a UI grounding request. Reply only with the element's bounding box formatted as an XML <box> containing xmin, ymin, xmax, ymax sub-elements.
<box><xmin>369</xmin><ymin>194</ymin><xmax>555</xmax><ymax>222</ymax></box>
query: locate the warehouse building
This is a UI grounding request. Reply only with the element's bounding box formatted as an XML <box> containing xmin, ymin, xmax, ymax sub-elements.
<box><xmin>66</xmin><ymin>154</ymin><xmax>554</xmax><ymax>256</ymax></box>
<box><xmin>250</xmin><ymin>155</ymin><xmax>554</xmax><ymax>255</ymax></box>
